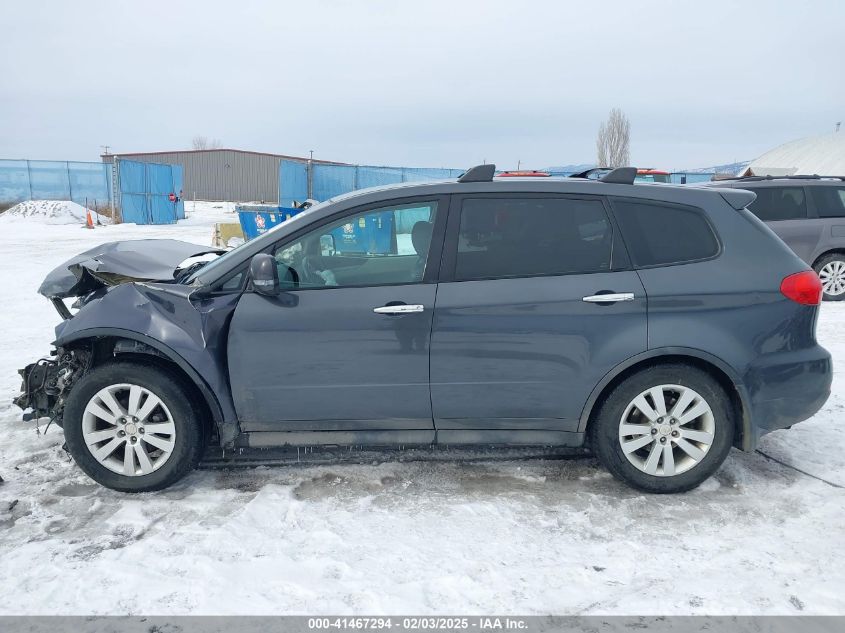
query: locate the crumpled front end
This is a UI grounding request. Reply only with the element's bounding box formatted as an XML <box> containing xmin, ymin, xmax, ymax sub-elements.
<box><xmin>13</xmin><ymin>236</ymin><xmax>241</xmax><ymax>444</ymax></box>
<box><xmin>39</xmin><ymin>238</ymin><xmax>224</xmax><ymax>303</ymax></box>
<box><xmin>15</xmin><ymin>238</ymin><xmax>223</xmax><ymax>423</ymax></box>
<box><xmin>14</xmin><ymin>347</ymin><xmax>91</xmax><ymax>426</ymax></box>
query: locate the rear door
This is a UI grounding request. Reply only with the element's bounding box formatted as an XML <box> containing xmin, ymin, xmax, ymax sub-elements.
<box><xmin>745</xmin><ymin>185</ymin><xmax>819</xmax><ymax>264</ymax></box>
<box><xmin>429</xmin><ymin>194</ymin><xmax>647</xmax><ymax>440</ymax></box>
<box><xmin>808</xmin><ymin>184</ymin><xmax>845</xmax><ymax>260</ymax></box>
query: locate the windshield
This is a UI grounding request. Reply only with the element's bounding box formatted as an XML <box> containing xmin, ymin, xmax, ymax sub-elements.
<box><xmin>183</xmin><ymin>241</ymin><xmax>248</xmax><ymax>284</ymax></box>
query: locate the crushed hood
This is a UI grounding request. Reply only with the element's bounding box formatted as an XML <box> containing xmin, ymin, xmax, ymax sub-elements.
<box><xmin>39</xmin><ymin>239</ymin><xmax>225</xmax><ymax>299</ymax></box>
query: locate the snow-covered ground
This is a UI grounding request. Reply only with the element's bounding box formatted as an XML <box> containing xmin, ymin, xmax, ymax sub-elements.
<box><xmin>183</xmin><ymin>199</ymin><xmax>240</xmax><ymax>217</ymax></box>
<box><xmin>0</xmin><ymin>200</ymin><xmax>111</xmax><ymax>225</ymax></box>
<box><xmin>0</xmin><ymin>204</ymin><xmax>843</xmax><ymax>616</ymax></box>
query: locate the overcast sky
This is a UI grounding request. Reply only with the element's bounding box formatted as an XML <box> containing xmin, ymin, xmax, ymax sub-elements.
<box><xmin>2</xmin><ymin>0</ymin><xmax>843</xmax><ymax>170</ymax></box>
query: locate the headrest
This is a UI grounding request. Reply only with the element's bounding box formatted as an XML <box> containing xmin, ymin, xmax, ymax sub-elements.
<box><xmin>411</xmin><ymin>221</ymin><xmax>434</xmax><ymax>256</ymax></box>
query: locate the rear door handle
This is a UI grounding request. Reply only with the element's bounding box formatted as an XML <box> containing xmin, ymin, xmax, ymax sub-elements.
<box><xmin>373</xmin><ymin>304</ymin><xmax>425</xmax><ymax>315</ymax></box>
<box><xmin>582</xmin><ymin>292</ymin><xmax>635</xmax><ymax>303</ymax></box>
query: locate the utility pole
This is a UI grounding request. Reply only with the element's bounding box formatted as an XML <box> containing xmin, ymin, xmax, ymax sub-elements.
<box><xmin>101</xmin><ymin>145</ymin><xmax>111</xmax><ymax>156</ymax></box>
<box><xmin>307</xmin><ymin>150</ymin><xmax>315</xmax><ymax>201</ymax></box>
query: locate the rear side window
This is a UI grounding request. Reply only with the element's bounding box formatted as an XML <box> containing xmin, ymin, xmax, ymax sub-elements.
<box><xmin>810</xmin><ymin>186</ymin><xmax>845</xmax><ymax>218</ymax></box>
<box><xmin>746</xmin><ymin>187</ymin><xmax>808</xmax><ymax>221</ymax></box>
<box><xmin>454</xmin><ymin>197</ymin><xmax>612</xmax><ymax>280</ymax></box>
<box><xmin>611</xmin><ymin>199</ymin><xmax>719</xmax><ymax>267</ymax></box>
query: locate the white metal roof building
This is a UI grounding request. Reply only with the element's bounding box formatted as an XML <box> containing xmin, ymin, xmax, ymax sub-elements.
<box><xmin>741</xmin><ymin>131</ymin><xmax>845</xmax><ymax>177</ymax></box>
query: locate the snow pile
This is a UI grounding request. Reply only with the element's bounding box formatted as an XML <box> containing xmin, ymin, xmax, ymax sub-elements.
<box><xmin>0</xmin><ymin>200</ymin><xmax>111</xmax><ymax>225</ymax></box>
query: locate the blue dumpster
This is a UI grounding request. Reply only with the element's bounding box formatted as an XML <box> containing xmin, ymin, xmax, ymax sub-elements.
<box><xmin>237</xmin><ymin>204</ymin><xmax>304</xmax><ymax>240</ymax></box>
<box><xmin>239</xmin><ymin>204</ymin><xmax>397</xmax><ymax>254</ymax></box>
<box><xmin>329</xmin><ymin>210</ymin><xmax>395</xmax><ymax>254</ymax></box>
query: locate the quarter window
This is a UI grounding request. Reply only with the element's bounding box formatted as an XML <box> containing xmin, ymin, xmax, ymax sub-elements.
<box><xmin>612</xmin><ymin>199</ymin><xmax>719</xmax><ymax>267</ymax></box>
<box><xmin>454</xmin><ymin>197</ymin><xmax>612</xmax><ymax>281</ymax></box>
<box><xmin>272</xmin><ymin>201</ymin><xmax>438</xmax><ymax>288</ymax></box>
<box><xmin>810</xmin><ymin>186</ymin><xmax>845</xmax><ymax>218</ymax></box>
<box><xmin>218</xmin><ymin>270</ymin><xmax>245</xmax><ymax>292</ymax></box>
<box><xmin>745</xmin><ymin>187</ymin><xmax>808</xmax><ymax>221</ymax></box>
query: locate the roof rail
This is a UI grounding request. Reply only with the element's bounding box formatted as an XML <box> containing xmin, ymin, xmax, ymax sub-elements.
<box><xmin>714</xmin><ymin>174</ymin><xmax>845</xmax><ymax>182</ymax></box>
<box><xmin>458</xmin><ymin>164</ymin><xmax>496</xmax><ymax>183</ymax></box>
<box><xmin>599</xmin><ymin>167</ymin><xmax>637</xmax><ymax>185</ymax></box>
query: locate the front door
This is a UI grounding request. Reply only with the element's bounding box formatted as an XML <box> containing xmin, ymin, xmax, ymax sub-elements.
<box><xmin>227</xmin><ymin>197</ymin><xmax>445</xmax><ymax>434</ymax></box>
<box><xmin>430</xmin><ymin>194</ymin><xmax>647</xmax><ymax>441</ymax></box>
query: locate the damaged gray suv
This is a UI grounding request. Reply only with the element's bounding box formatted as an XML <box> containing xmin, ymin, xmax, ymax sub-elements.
<box><xmin>15</xmin><ymin>166</ymin><xmax>832</xmax><ymax>493</ymax></box>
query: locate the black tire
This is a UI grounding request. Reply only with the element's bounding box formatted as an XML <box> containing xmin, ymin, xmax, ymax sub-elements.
<box><xmin>63</xmin><ymin>362</ymin><xmax>204</xmax><ymax>492</ymax></box>
<box><xmin>589</xmin><ymin>364</ymin><xmax>734</xmax><ymax>494</ymax></box>
<box><xmin>813</xmin><ymin>253</ymin><xmax>845</xmax><ymax>302</ymax></box>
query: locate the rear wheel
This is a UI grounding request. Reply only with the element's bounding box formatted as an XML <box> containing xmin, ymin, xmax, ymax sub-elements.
<box><xmin>814</xmin><ymin>254</ymin><xmax>845</xmax><ymax>301</ymax></box>
<box><xmin>590</xmin><ymin>364</ymin><xmax>734</xmax><ymax>493</ymax></box>
<box><xmin>63</xmin><ymin>362</ymin><xmax>203</xmax><ymax>492</ymax></box>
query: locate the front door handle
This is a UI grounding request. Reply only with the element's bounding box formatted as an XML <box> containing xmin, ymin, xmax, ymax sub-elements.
<box><xmin>582</xmin><ymin>292</ymin><xmax>635</xmax><ymax>303</ymax></box>
<box><xmin>373</xmin><ymin>304</ymin><xmax>425</xmax><ymax>315</ymax></box>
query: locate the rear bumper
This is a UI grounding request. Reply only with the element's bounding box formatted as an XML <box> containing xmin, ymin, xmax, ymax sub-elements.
<box><xmin>745</xmin><ymin>344</ymin><xmax>832</xmax><ymax>448</ymax></box>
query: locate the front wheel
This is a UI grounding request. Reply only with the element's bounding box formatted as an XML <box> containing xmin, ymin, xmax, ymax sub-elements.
<box><xmin>814</xmin><ymin>254</ymin><xmax>845</xmax><ymax>301</ymax></box>
<box><xmin>63</xmin><ymin>362</ymin><xmax>204</xmax><ymax>492</ymax></box>
<box><xmin>589</xmin><ymin>365</ymin><xmax>734</xmax><ymax>493</ymax></box>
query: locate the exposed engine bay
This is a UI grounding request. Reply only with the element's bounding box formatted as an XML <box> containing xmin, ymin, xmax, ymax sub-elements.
<box><xmin>14</xmin><ymin>347</ymin><xmax>91</xmax><ymax>427</ymax></box>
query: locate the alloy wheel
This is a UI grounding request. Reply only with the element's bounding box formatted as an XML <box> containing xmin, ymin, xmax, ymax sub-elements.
<box><xmin>618</xmin><ymin>384</ymin><xmax>715</xmax><ymax>477</ymax></box>
<box><xmin>81</xmin><ymin>383</ymin><xmax>176</xmax><ymax>476</ymax></box>
<box><xmin>818</xmin><ymin>260</ymin><xmax>845</xmax><ymax>296</ymax></box>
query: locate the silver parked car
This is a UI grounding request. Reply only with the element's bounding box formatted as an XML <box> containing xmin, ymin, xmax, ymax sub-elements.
<box><xmin>703</xmin><ymin>175</ymin><xmax>845</xmax><ymax>300</ymax></box>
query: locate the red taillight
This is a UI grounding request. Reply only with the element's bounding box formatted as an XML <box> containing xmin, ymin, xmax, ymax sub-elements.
<box><xmin>780</xmin><ymin>271</ymin><xmax>822</xmax><ymax>305</ymax></box>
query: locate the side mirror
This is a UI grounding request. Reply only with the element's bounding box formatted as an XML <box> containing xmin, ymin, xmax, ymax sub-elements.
<box><xmin>249</xmin><ymin>253</ymin><xmax>279</xmax><ymax>296</ymax></box>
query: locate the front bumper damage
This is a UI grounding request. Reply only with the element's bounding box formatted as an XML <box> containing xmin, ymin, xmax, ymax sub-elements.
<box><xmin>15</xmin><ymin>238</ymin><xmax>224</xmax><ymax>425</ymax></box>
<box><xmin>14</xmin><ymin>347</ymin><xmax>90</xmax><ymax>426</ymax></box>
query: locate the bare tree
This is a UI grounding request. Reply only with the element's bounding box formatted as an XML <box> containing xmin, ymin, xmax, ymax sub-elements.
<box><xmin>191</xmin><ymin>136</ymin><xmax>222</xmax><ymax>150</ymax></box>
<box><xmin>596</xmin><ymin>108</ymin><xmax>631</xmax><ymax>167</ymax></box>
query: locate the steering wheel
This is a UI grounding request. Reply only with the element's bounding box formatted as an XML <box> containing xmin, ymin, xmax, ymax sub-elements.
<box><xmin>299</xmin><ymin>255</ymin><xmax>325</xmax><ymax>286</ymax></box>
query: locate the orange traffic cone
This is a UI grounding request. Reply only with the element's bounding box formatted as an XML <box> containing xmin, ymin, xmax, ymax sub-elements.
<box><xmin>86</xmin><ymin>210</ymin><xmax>95</xmax><ymax>229</ymax></box>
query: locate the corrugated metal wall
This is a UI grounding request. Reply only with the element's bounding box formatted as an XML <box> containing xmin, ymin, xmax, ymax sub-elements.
<box><xmin>104</xmin><ymin>151</ymin><xmax>285</xmax><ymax>202</ymax></box>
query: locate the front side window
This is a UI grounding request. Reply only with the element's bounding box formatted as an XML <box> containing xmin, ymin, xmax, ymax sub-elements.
<box><xmin>272</xmin><ymin>201</ymin><xmax>438</xmax><ymax>288</ymax></box>
<box><xmin>810</xmin><ymin>186</ymin><xmax>845</xmax><ymax>218</ymax></box>
<box><xmin>454</xmin><ymin>197</ymin><xmax>612</xmax><ymax>281</ymax></box>
<box><xmin>746</xmin><ymin>186</ymin><xmax>808</xmax><ymax>221</ymax></box>
<box><xmin>612</xmin><ymin>199</ymin><xmax>719</xmax><ymax>267</ymax></box>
